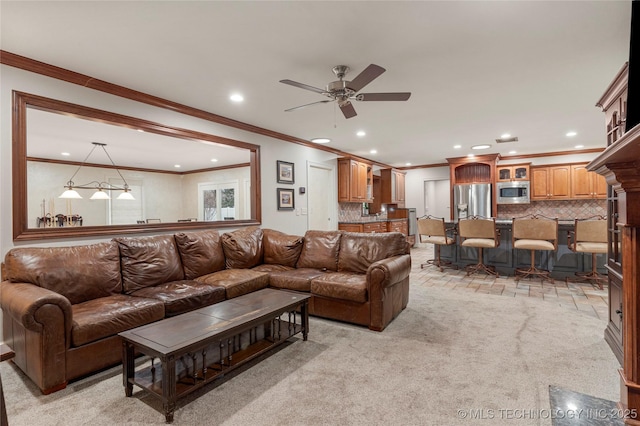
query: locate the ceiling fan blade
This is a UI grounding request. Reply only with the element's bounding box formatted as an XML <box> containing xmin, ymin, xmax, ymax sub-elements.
<box><xmin>346</xmin><ymin>64</ymin><xmax>386</xmax><ymax>92</ymax></box>
<box><xmin>340</xmin><ymin>101</ymin><xmax>357</xmax><ymax>119</ymax></box>
<box><xmin>285</xmin><ymin>100</ymin><xmax>332</xmax><ymax>112</ymax></box>
<box><xmin>357</xmin><ymin>92</ymin><xmax>412</xmax><ymax>101</ymax></box>
<box><xmin>279</xmin><ymin>79</ymin><xmax>327</xmax><ymax>95</ymax></box>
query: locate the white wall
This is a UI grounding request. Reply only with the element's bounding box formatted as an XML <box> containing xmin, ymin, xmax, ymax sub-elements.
<box><xmin>404</xmin><ymin>166</ymin><xmax>450</xmax><ymax>218</ymax></box>
<box><xmin>1</xmin><ymin>64</ymin><xmax>338</xmax><ymax>253</ymax></box>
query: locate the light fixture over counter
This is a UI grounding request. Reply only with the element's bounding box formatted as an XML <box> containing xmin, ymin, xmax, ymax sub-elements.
<box><xmin>59</xmin><ymin>142</ymin><xmax>135</xmax><ymax>200</ymax></box>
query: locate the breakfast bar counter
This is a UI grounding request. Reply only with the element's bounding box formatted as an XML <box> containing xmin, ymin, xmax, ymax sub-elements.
<box><xmin>437</xmin><ymin>220</ymin><xmax>606</xmax><ymax>279</ymax></box>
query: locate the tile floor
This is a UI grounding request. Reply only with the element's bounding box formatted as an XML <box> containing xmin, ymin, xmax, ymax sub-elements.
<box><xmin>410</xmin><ymin>244</ymin><xmax>609</xmax><ymax>321</ymax></box>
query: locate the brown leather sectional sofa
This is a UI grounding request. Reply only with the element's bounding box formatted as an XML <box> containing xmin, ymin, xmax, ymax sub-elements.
<box><xmin>0</xmin><ymin>227</ymin><xmax>411</xmax><ymax>394</ymax></box>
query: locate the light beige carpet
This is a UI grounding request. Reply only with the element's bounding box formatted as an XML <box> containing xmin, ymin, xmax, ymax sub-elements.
<box><xmin>1</xmin><ymin>280</ymin><xmax>619</xmax><ymax>425</ymax></box>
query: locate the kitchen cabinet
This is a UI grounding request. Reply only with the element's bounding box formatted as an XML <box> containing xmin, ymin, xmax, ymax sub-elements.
<box><xmin>338</xmin><ymin>221</ymin><xmax>388</xmax><ymax>233</ymax></box>
<box><xmin>570</xmin><ymin>164</ymin><xmax>607</xmax><ymax>199</ymax></box>
<box><xmin>530</xmin><ymin>165</ymin><xmax>571</xmax><ymax>200</ymax></box>
<box><xmin>387</xmin><ymin>220</ymin><xmax>408</xmax><ymax>235</ymax></box>
<box><xmin>496</xmin><ymin>163</ymin><xmax>530</xmax><ymax>182</ymax></box>
<box><xmin>380</xmin><ymin>168</ymin><xmax>406</xmax><ymax>207</ymax></box>
<box><xmin>337</xmin><ymin>158</ymin><xmax>373</xmax><ymax>203</ymax></box>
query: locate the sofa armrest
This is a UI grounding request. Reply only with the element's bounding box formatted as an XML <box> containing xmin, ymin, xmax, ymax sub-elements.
<box><xmin>366</xmin><ymin>254</ymin><xmax>411</xmax><ymax>331</ymax></box>
<box><xmin>366</xmin><ymin>254</ymin><xmax>411</xmax><ymax>290</ymax></box>
<box><xmin>1</xmin><ymin>281</ymin><xmax>72</xmax><ymax>344</ymax></box>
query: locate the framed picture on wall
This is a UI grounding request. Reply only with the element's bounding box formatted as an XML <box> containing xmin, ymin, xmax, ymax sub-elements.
<box><xmin>277</xmin><ymin>160</ymin><xmax>295</xmax><ymax>184</ymax></box>
<box><xmin>277</xmin><ymin>188</ymin><xmax>295</xmax><ymax>210</ymax></box>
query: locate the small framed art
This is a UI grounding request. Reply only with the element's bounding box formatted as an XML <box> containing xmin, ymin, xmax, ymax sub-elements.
<box><xmin>277</xmin><ymin>188</ymin><xmax>295</xmax><ymax>210</ymax></box>
<box><xmin>277</xmin><ymin>160</ymin><xmax>295</xmax><ymax>184</ymax></box>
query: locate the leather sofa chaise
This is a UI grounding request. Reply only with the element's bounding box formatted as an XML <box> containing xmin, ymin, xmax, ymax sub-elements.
<box><xmin>0</xmin><ymin>227</ymin><xmax>411</xmax><ymax>394</ymax></box>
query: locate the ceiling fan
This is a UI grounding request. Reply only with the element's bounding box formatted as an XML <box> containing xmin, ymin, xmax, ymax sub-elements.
<box><xmin>280</xmin><ymin>64</ymin><xmax>411</xmax><ymax>119</ymax></box>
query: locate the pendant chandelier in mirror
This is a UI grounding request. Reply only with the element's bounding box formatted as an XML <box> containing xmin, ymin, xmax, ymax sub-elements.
<box><xmin>59</xmin><ymin>142</ymin><xmax>135</xmax><ymax>200</ymax></box>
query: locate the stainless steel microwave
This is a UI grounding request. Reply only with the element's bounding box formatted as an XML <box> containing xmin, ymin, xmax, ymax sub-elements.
<box><xmin>496</xmin><ymin>181</ymin><xmax>530</xmax><ymax>204</ymax></box>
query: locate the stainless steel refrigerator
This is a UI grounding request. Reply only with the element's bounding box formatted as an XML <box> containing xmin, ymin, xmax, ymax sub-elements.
<box><xmin>453</xmin><ymin>183</ymin><xmax>492</xmax><ymax>221</ymax></box>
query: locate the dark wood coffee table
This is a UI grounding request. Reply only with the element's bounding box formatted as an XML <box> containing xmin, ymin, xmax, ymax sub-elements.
<box><xmin>119</xmin><ymin>288</ymin><xmax>310</xmax><ymax>423</ymax></box>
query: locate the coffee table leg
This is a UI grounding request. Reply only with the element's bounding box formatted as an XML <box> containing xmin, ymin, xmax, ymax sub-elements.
<box><xmin>162</xmin><ymin>355</ymin><xmax>176</xmax><ymax>423</ymax></box>
<box><xmin>122</xmin><ymin>341</ymin><xmax>134</xmax><ymax>397</ymax></box>
<box><xmin>301</xmin><ymin>300</ymin><xmax>309</xmax><ymax>341</ymax></box>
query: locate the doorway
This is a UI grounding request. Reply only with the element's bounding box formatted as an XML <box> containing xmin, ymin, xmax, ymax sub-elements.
<box><xmin>307</xmin><ymin>162</ymin><xmax>335</xmax><ymax>231</ymax></box>
<box><xmin>424</xmin><ymin>179</ymin><xmax>451</xmax><ymax>219</ymax></box>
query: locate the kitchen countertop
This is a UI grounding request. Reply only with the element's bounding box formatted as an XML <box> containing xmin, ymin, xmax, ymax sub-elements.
<box><xmin>339</xmin><ymin>218</ymin><xmax>406</xmax><ymax>224</ymax></box>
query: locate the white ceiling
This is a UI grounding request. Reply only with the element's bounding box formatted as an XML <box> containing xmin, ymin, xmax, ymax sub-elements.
<box><xmin>1</xmin><ymin>1</ymin><xmax>632</xmax><ymax>168</ymax></box>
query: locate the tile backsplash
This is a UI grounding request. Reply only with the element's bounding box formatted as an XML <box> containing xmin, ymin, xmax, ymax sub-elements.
<box><xmin>497</xmin><ymin>199</ymin><xmax>606</xmax><ymax>220</ymax></box>
<box><xmin>338</xmin><ymin>203</ymin><xmax>388</xmax><ymax>222</ymax></box>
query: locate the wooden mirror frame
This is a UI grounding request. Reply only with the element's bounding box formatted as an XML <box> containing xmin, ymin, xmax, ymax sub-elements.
<box><xmin>12</xmin><ymin>91</ymin><xmax>262</xmax><ymax>241</ymax></box>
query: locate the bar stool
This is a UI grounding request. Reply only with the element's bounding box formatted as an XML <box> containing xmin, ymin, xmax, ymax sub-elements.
<box><xmin>458</xmin><ymin>216</ymin><xmax>500</xmax><ymax>277</ymax></box>
<box><xmin>567</xmin><ymin>216</ymin><xmax>607</xmax><ymax>289</ymax></box>
<box><xmin>417</xmin><ymin>215</ymin><xmax>457</xmax><ymax>272</ymax></box>
<box><xmin>512</xmin><ymin>215</ymin><xmax>558</xmax><ymax>283</ymax></box>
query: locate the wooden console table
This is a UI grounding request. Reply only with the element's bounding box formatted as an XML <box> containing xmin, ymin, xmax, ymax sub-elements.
<box><xmin>119</xmin><ymin>289</ymin><xmax>310</xmax><ymax>423</ymax></box>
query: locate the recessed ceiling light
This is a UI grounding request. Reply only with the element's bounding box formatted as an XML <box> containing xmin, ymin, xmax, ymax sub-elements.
<box><xmin>311</xmin><ymin>138</ymin><xmax>331</xmax><ymax>144</ymax></box>
<box><xmin>467</xmin><ymin>154</ymin><xmax>475</xmax><ymax>158</ymax></box>
<box><xmin>501</xmin><ymin>133</ymin><xmax>511</xmax><ymax>139</ymax></box>
<box><xmin>357</xmin><ymin>131</ymin><xmax>366</xmax><ymax>137</ymax></box>
<box><xmin>471</xmin><ymin>144</ymin><xmax>491</xmax><ymax>150</ymax></box>
<box><xmin>453</xmin><ymin>145</ymin><xmax>462</xmax><ymax>149</ymax></box>
<box><xmin>574</xmin><ymin>144</ymin><xmax>584</xmax><ymax>149</ymax></box>
<box><xmin>509</xmin><ymin>150</ymin><xmax>517</xmax><ymax>154</ymax></box>
<box><xmin>211</xmin><ymin>158</ymin><xmax>218</xmax><ymax>162</ymax></box>
<box><xmin>370</xmin><ymin>149</ymin><xmax>377</xmax><ymax>154</ymax></box>
<box><xmin>137</xmin><ymin>129</ymin><xmax>145</xmax><ymax>133</ymax></box>
<box><xmin>405</xmin><ymin>162</ymin><xmax>412</xmax><ymax>166</ymax></box>
<box><xmin>229</xmin><ymin>94</ymin><xmax>244</xmax><ymax>102</ymax></box>
<box><xmin>174</xmin><ymin>164</ymin><xmax>181</xmax><ymax>168</ymax></box>
<box><xmin>61</xmin><ymin>152</ymin><xmax>70</xmax><ymax>156</ymax></box>
<box><xmin>566</xmin><ymin>131</ymin><xmax>577</xmax><ymax>137</ymax></box>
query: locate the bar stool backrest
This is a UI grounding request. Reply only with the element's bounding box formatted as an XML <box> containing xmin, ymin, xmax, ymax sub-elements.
<box><xmin>458</xmin><ymin>217</ymin><xmax>497</xmax><ymax>240</ymax></box>
<box><xmin>417</xmin><ymin>216</ymin><xmax>446</xmax><ymax>239</ymax></box>
<box><xmin>575</xmin><ymin>218</ymin><xmax>607</xmax><ymax>244</ymax></box>
<box><xmin>512</xmin><ymin>216</ymin><xmax>558</xmax><ymax>248</ymax></box>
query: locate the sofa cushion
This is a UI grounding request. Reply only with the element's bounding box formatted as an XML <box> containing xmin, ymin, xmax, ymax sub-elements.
<box><xmin>310</xmin><ymin>272</ymin><xmax>368</xmax><ymax>303</ymax></box>
<box><xmin>263</xmin><ymin>229</ymin><xmax>304</xmax><ymax>267</ymax></box>
<box><xmin>296</xmin><ymin>230</ymin><xmax>342</xmax><ymax>271</ymax></box>
<box><xmin>71</xmin><ymin>294</ymin><xmax>165</xmax><ymax>347</ymax></box>
<box><xmin>268</xmin><ymin>268</ymin><xmax>324</xmax><ymax>292</ymax></box>
<box><xmin>4</xmin><ymin>242</ymin><xmax>122</xmax><ymax>305</ymax></box>
<box><xmin>116</xmin><ymin>235</ymin><xmax>185</xmax><ymax>294</ymax></box>
<box><xmin>174</xmin><ymin>230</ymin><xmax>226</xmax><ymax>279</ymax></box>
<box><xmin>221</xmin><ymin>227</ymin><xmax>264</xmax><ymax>269</ymax></box>
<box><xmin>338</xmin><ymin>232</ymin><xmax>408</xmax><ymax>274</ymax></box>
<box><xmin>195</xmin><ymin>269</ymin><xmax>269</xmax><ymax>299</ymax></box>
<box><xmin>252</xmin><ymin>264</ymin><xmax>294</xmax><ymax>273</ymax></box>
<box><xmin>130</xmin><ymin>280</ymin><xmax>226</xmax><ymax>317</ymax></box>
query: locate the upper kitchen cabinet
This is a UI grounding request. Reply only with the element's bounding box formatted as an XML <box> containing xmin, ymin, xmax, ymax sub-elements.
<box><xmin>570</xmin><ymin>163</ymin><xmax>607</xmax><ymax>199</ymax></box>
<box><xmin>496</xmin><ymin>163</ymin><xmax>530</xmax><ymax>182</ymax></box>
<box><xmin>530</xmin><ymin>165</ymin><xmax>571</xmax><ymax>200</ymax></box>
<box><xmin>380</xmin><ymin>168</ymin><xmax>406</xmax><ymax>207</ymax></box>
<box><xmin>337</xmin><ymin>158</ymin><xmax>373</xmax><ymax>203</ymax></box>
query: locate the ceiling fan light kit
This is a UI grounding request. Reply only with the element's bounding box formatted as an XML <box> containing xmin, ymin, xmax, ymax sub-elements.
<box><xmin>280</xmin><ymin>64</ymin><xmax>411</xmax><ymax>119</ymax></box>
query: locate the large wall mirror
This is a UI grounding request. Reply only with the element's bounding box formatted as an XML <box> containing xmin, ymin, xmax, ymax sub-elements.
<box><xmin>13</xmin><ymin>91</ymin><xmax>261</xmax><ymax>240</ymax></box>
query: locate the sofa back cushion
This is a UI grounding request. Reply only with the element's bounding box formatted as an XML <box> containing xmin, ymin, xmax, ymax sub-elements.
<box><xmin>338</xmin><ymin>232</ymin><xmax>408</xmax><ymax>274</ymax></box>
<box><xmin>263</xmin><ymin>229</ymin><xmax>304</xmax><ymax>267</ymax></box>
<box><xmin>116</xmin><ymin>235</ymin><xmax>184</xmax><ymax>293</ymax></box>
<box><xmin>4</xmin><ymin>241</ymin><xmax>122</xmax><ymax>305</ymax></box>
<box><xmin>221</xmin><ymin>226</ymin><xmax>263</xmax><ymax>269</ymax></box>
<box><xmin>296</xmin><ymin>230</ymin><xmax>342</xmax><ymax>271</ymax></box>
<box><xmin>174</xmin><ymin>230</ymin><xmax>226</xmax><ymax>279</ymax></box>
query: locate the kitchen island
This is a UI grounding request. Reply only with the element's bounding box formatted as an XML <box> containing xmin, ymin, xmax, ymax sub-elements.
<box><xmin>437</xmin><ymin>219</ymin><xmax>607</xmax><ymax>279</ymax></box>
